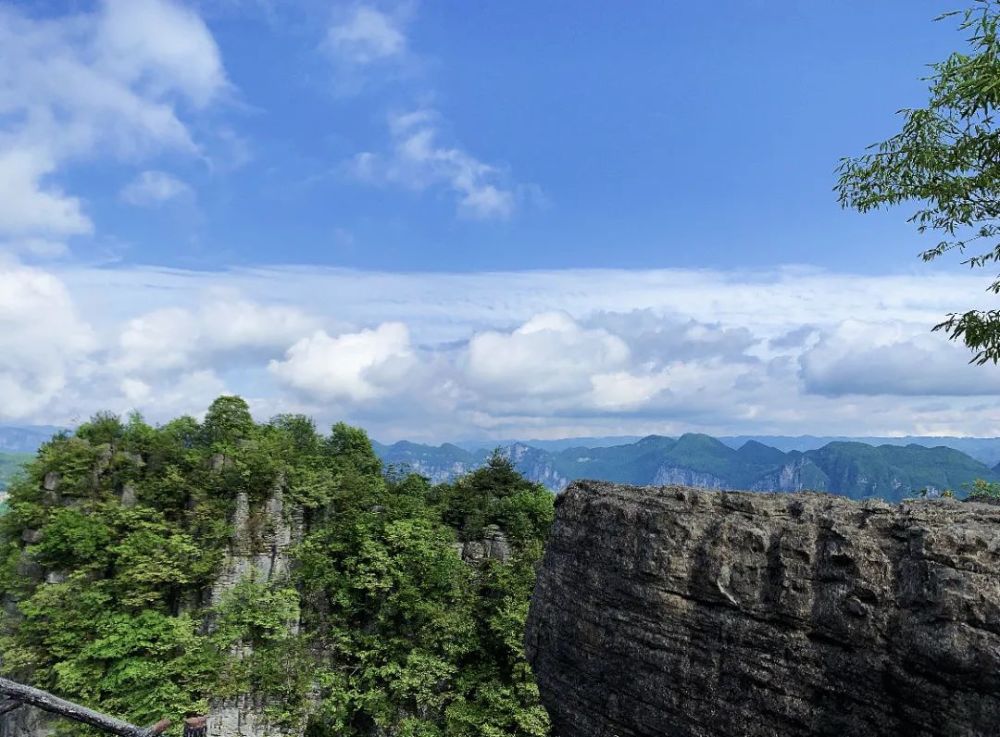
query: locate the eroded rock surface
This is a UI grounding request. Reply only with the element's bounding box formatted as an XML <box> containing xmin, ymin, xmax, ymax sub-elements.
<box><xmin>454</xmin><ymin>524</ymin><xmax>512</xmax><ymax>564</ymax></box>
<box><xmin>206</xmin><ymin>483</ymin><xmax>305</xmax><ymax>737</ymax></box>
<box><xmin>525</xmin><ymin>481</ymin><xmax>1000</xmax><ymax>737</ymax></box>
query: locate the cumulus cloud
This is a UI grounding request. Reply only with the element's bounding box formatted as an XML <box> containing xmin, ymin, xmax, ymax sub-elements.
<box><xmin>269</xmin><ymin>322</ymin><xmax>416</xmax><ymax>401</ymax></box>
<box><xmin>0</xmin><ymin>263</ymin><xmax>97</xmax><ymax>418</ymax></box>
<box><xmin>115</xmin><ymin>297</ymin><xmax>318</xmax><ymax>374</ymax></box>
<box><xmin>352</xmin><ymin>110</ymin><xmax>518</xmax><ymax>219</ymax></box>
<box><xmin>0</xmin><ymin>0</ymin><xmax>227</xmax><ymax>243</ymax></box>
<box><xmin>2</xmin><ymin>262</ymin><xmax>999</xmax><ymax>440</ymax></box>
<box><xmin>465</xmin><ymin>312</ymin><xmax>630</xmax><ymax>397</ymax></box>
<box><xmin>461</xmin><ymin>312</ymin><xmax>770</xmax><ymax>416</ymax></box>
<box><xmin>800</xmin><ymin>320</ymin><xmax>1000</xmax><ymax>397</ymax></box>
<box><xmin>120</xmin><ymin>170</ymin><xmax>192</xmax><ymax>205</ymax></box>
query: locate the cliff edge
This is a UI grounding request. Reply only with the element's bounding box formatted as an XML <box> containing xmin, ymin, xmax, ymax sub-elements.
<box><xmin>524</xmin><ymin>481</ymin><xmax>1000</xmax><ymax>737</ymax></box>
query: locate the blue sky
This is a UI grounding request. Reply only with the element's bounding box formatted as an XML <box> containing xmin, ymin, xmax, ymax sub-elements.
<box><xmin>3</xmin><ymin>0</ymin><xmax>1000</xmax><ymax>441</ymax></box>
<box><xmin>39</xmin><ymin>0</ymin><xmax>954</xmax><ymax>271</ymax></box>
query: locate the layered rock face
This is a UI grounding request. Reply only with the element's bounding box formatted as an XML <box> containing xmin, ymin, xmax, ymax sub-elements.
<box><xmin>525</xmin><ymin>481</ymin><xmax>1000</xmax><ymax>737</ymax></box>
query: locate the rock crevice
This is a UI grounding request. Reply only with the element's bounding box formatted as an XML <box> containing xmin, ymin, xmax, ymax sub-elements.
<box><xmin>525</xmin><ymin>481</ymin><xmax>1000</xmax><ymax>737</ymax></box>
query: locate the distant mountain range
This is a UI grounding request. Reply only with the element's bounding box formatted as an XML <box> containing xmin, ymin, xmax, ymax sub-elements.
<box><xmin>0</xmin><ymin>425</ymin><xmax>998</xmax><ymax>504</ymax></box>
<box><xmin>0</xmin><ymin>451</ymin><xmax>32</xmax><ymax>509</ymax></box>
<box><xmin>0</xmin><ymin>425</ymin><xmax>64</xmax><ymax>454</ymax></box>
<box><xmin>374</xmin><ymin>434</ymin><xmax>1000</xmax><ymax>502</ymax></box>
<box><xmin>456</xmin><ymin>434</ymin><xmax>1000</xmax><ymax>468</ymax></box>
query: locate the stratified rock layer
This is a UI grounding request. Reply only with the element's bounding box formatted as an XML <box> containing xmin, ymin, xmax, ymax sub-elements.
<box><xmin>524</xmin><ymin>481</ymin><xmax>1000</xmax><ymax>737</ymax></box>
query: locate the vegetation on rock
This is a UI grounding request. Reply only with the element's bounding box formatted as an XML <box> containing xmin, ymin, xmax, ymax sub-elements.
<box><xmin>0</xmin><ymin>397</ymin><xmax>554</xmax><ymax>737</ymax></box>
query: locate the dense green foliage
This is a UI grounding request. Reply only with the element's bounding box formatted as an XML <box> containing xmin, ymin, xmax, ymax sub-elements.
<box><xmin>837</xmin><ymin>1</ymin><xmax>1000</xmax><ymax>363</ymax></box>
<box><xmin>0</xmin><ymin>398</ymin><xmax>554</xmax><ymax>736</ymax></box>
<box><xmin>966</xmin><ymin>477</ymin><xmax>1000</xmax><ymax>500</ymax></box>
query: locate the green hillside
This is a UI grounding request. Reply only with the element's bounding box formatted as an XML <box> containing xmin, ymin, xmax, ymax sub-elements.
<box><xmin>804</xmin><ymin>443</ymin><xmax>998</xmax><ymax>501</ymax></box>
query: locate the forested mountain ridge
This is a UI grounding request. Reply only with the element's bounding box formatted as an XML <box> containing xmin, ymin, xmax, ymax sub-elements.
<box><xmin>0</xmin><ymin>398</ymin><xmax>554</xmax><ymax>737</ymax></box>
<box><xmin>376</xmin><ymin>434</ymin><xmax>1000</xmax><ymax>502</ymax></box>
<box><xmin>2</xmin><ymin>425</ymin><xmax>995</xmax><ymax>509</ymax></box>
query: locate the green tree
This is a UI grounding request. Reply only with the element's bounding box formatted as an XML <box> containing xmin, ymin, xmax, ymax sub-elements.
<box><xmin>202</xmin><ymin>395</ymin><xmax>255</xmax><ymax>445</ymax></box>
<box><xmin>966</xmin><ymin>477</ymin><xmax>1000</xmax><ymax>499</ymax></box>
<box><xmin>326</xmin><ymin>422</ymin><xmax>382</xmax><ymax>477</ymax></box>
<box><xmin>837</xmin><ymin>1</ymin><xmax>1000</xmax><ymax>363</ymax></box>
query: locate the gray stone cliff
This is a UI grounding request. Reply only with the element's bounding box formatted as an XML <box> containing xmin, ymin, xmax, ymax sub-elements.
<box><xmin>525</xmin><ymin>481</ymin><xmax>1000</xmax><ymax>737</ymax></box>
<box><xmin>206</xmin><ymin>483</ymin><xmax>304</xmax><ymax>737</ymax></box>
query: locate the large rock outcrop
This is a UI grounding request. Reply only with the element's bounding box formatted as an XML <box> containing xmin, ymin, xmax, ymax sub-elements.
<box><xmin>525</xmin><ymin>481</ymin><xmax>1000</xmax><ymax>737</ymax></box>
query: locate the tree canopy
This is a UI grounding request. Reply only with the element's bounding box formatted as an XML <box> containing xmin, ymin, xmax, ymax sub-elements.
<box><xmin>836</xmin><ymin>0</ymin><xmax>1000</xmax><ymax>364</ymax></box>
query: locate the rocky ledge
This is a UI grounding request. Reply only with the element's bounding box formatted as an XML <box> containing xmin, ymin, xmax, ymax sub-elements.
<box><xmin>524</xmin><ymin>481</ymin><xmax>1000</xmax><ymax>737</ymax></box>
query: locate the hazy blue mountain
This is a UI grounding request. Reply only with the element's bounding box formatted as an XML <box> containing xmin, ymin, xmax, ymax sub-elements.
<box><xmin>0</xmin><ymin>425</ymin><xmax>64</xmax><ymax>453</ymax></box>
<box><xmin>372</xmin><ymin>440</ymin><xmax>487</xmax><ymax>484</ymax></box>
<box><xmin>0</xmin><ymin>451</ymin><xmax>32</xmax><ymax>511</ymax></box>
<box><xmin>374</xmin><ymin>434</ymin><xmax>1000</xmax><ymax>502</ymax></box>
<box><xmin>455</xmin><ymin>433</ymin><xmax>1000</xmax><ymax>467</ymax></box>
<box><xmin>720</xmin><ymin>435</ymin><xmax>1000</xmax><ymax>467</ymax></box>
<box><xmin>450</xmin><ymin>436</ymin><xmax>644</xmax><ymax>453</ymax></box>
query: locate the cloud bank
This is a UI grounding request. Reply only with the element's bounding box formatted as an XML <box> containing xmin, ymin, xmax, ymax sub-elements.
<box><xmin>0</xmin><ymin>261</ymin><xmax>995</xmax><ymax>442</ymax></box>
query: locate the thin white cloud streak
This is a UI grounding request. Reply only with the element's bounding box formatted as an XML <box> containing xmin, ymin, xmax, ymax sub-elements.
<box><xmin>120</xmin><ymin>170</ymin><xmax>192</xmax><ymax>205</ymax></box>
<box><xmin>52</xmin><ymin>263</ymin><xmax>987</xmax><ymax>344</ymax></box>
<box><xmin>322</xmin><ymin>4</ymin><xmax>526</xmax><ymax>219</ymax></box>
<box><xmin>352</xmin><ymin>110</ymin><xmax>518</xmax><ymax>219</ymax></box>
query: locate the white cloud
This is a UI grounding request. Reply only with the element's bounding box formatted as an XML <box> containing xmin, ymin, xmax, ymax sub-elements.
<box><xmin>115</xmin><ymin>297</ymin><xmax>318</xmax><ymax>374</ymax></box>
<box><xmin>799</xmin><ymin>320</ymin><xmax>1000</xmax><ymax>397</ymax></box>
<box><xmin>589</xmin><ymin>370</ymin><xmax>672</xmax><ymax>411</ymax></box>
<box><xmin>269</xmin><ymin>322</ymin><xmax>416</xmax><ymax>401</ymax></box>
<box><xmin>0</xmin><ymin>1</ymin><xmax>228</xmax><ymax>243</ymax></box>
<box><xmin>325</xmin><ymin>5</ymin><xmax>407</xmax><ymax>65</ymax></box>
<box><xmin>0</xmin><ymin>149</ymin><xmax>92</xmax><ymax>237</ymax></box>
<box><xmin>97</xmin><ymin>0</ymin><xmax>228</xmax><ymax>109</ymax></box>
<box><xmin>465</xmin><ymin>312</ymin><xmax>630</xmax><ymax>398</ymax></box>
<box><xmin>2</xmin><ymin>262</ymin><xmax>998</xmax><ymax>440</ymax></box>
<box><xmin>120</xmin><ymin>170</ymin><xmax>192</xmax><ymax>205</ymax></box>
<box><xmin>6</xmin><ymin>238</ymin><xmax>71</xmax><ymax>260</ymax></box>
<box><xmin>0</xmin><ymin>263</ymin><xmax>97</xmax><ymax>418</ymax></box>
<box><xmin>352</xmin><ymin>110</ymin><xmax>518</xmax><ymax>219</ymax></box>
<box><xmin>320</xmin><ymin>3</ymin><xmax>524</xmax><ymax>219</ymax></box>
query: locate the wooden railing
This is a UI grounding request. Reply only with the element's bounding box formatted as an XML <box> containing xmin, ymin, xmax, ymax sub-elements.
<box><xmin>0</xmin><ymin>676</ymin><xmax>206</xmax><ymax>736</ymax></box>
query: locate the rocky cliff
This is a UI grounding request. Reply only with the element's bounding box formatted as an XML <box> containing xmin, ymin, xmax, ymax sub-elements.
<box><xmin>525</xmin><ymin>481</ymin><xmax>1000</xmax><ymax>737</ymax></box>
